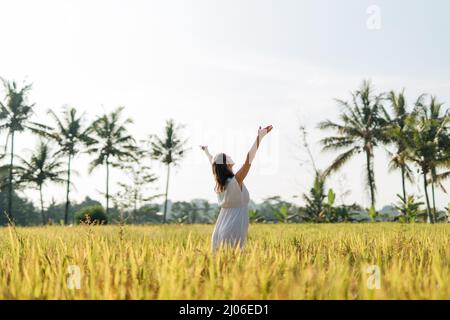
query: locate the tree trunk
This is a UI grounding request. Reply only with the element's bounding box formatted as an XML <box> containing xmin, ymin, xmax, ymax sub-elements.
<box><xmin>39</xmin><ymin>185</ymin><xmax>46</xmax><ymax>225</ymax></box>
<box><xmin>191</xmin><ymin>208</ymin><xmax>196</xmax><ymax>224</ymax></box>
<box><xmin>423</xmin><ymin>171</ymin><xmax>433</xmax><ymax>224</ymax></box>
<box><xmin>365</xmin><ymin>150</ymin><xmax>375</xmax><ymax>209</ymax></box>
<box><xmin>64</xmin><ymin>154</ymin><xmax>72</xmax><ymax>225</ymax></box>
<box><xmin>431</xmin><ymin>170</ymin><xmax>437</xmax><ymax>223</ymax></box>
<box><xmin>7</xmin><ymin>130</ymin><xmax>15</xmax><ymax>222</ymax></box>
<box><xmin>401</xmin><ymin>165</ymin><xmax>407</xmax><ymax>215</ymax></box>
<box><xmin>106</xmin><ymin>158</ymin><xmax>110</xmax><ymax>216</ymax></box>
<box><xmin>163</xmin><ymin>164</ymin><xmax>171</xmax><ymax>224</ymax></box>
<box><xmin>133</xmin><ymin>191</ymin><xmax>138</xmax><ymax>223</ymax></box>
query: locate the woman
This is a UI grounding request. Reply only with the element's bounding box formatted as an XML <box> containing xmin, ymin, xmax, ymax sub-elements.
<box><xmin>201</xmin><ymin>125</ymin><xmax>273</xmax><ymax>253</ymax></box>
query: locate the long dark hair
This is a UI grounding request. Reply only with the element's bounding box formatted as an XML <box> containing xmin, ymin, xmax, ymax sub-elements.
<box><xmin>212</xmin><ymin>153</ymin><xmax>234</xmax><ymax>193</ymax></box>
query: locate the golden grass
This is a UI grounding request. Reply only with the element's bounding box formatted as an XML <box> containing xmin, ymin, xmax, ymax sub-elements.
<box><xmin>0</xmin><ymin>223</ymin><xmax>449</xmax><ymax>299</ymax></box>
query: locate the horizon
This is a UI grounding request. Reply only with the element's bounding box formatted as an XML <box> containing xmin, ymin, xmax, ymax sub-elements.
<box><xmin>1</xmin><ymin>0</ymin><xmax>450</xmax><ymax>211</ymax></box>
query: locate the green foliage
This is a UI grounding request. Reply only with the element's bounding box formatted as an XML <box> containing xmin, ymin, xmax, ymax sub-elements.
<box><xmin>47</xmin><ymin>107</ymin><xmax>92</xmax><ymax>156</ymax></box>
<box><xmin>86</xmin><ymin>107</ymin><xmax>138</xmax><ymax>215</ymax></box>
<box><xmin>319</xmin><ymin>80</ymin><xmax>388</xmax><ymax>208</ymax></box>
<box><xmin>383</xmin><ymin>91</ymin><xmax>415</xmax><ymax>190</ymax></box>
<box><xmin>2</xmin><ymin>76</ymin><xmax>450</xmax><ymax>227</ymax></box>
<box><xmin>309</xmin><ymin>187</ymin><xmax>356</xmax><ymax>223</ymax></box>
<box><xmin>0</xmin><ymin>78</ymin><xmax>50</xmax><ymax>221</ymax></box>
<box><xmin>131</xmin><ymin>204</ymin><xmax>162</xmax><ymax>224</ymax></box>
<box><xmin>75</xmin><ymin>205</ymin><xmax>108</xmax><ymax>225</ymax></box>
<box><xmin>368</xmin><ymin>207</ymin><xmax>377</xmax><ymax>221</ymax></box>
<box><xmin>150</xmin><ymin>119</ymin><xmax>189</xmax><ymax>224</ymax></box>
<box><xmin>333</xmin><ymin>206</ymin><xmax>353</xmax><ymax>222</ymax></box>
<box><xmin>400</xmin><ymin>95</ymin><xmax>450</xmax><ymax>223</ymax></box>
<box><xmin>441</xmin><ymin>205</ymin><xmax>450</xmax><ymax>223</ymax></box>
<box><xmin>0</xmin><ymin>190</ymin><xmax>40</xmax><ymax>226</ymax></box>
<box><xmin>17</xmin><ymin>141</ymin><xmax>66</xmax><ymax>224</ymax></box>
<box><xmin>302</xmin><ymin>173</ymin><xmax>342</xmax><ymax>223</ymax></box>
<box><xmin>273</xmin><ymin>204</ymin><xmax>289</xmax><ymax>223</ymax></box>
<box><xmin>395</xmin><ymin>194</ymin><xmax>424</xmax><ymax>223</ymax></box>
<box><xmin>0</xmin><ymin>165</ymin><xmax>10</xmax><ymax>189</ymax></box>
<box><xmin>0</xmin><ymin>79</ymin><xmax>49</xmax><ymax>135</ymax></box>
<box><xmin>169</xmin><ymin>200</ymin><xmax>216</xmax><ymax>224</ymax></box>
<box><xmin>150</xmin><ymin>119</ymin><xmax>188</xmax><ymax>166</ymax></box>
<box><xmin>322</xmin><ymin>188</ymin><xmax>338</xmax><ymax>222</ymax></box>
<box><xmin>258</xmin><ymin>196</ymin><xmax>299</xmax><ymax>223</ymax></box>
<box><xmin>303</xmin><ymin>171</ymin><xmax>326</xmax><ymax>222</ymax></box>
<box><xmin>46</xmin><ymin>196</ymin><xmax>102</xmax><ymax>225</ymax></box>
<box><xmin>302</xmin><ymin>173</ymin><xmax>347</xmax><ymax>223</ymax></box>
<box><xmin>170</xmin><ymin>212</ymin><xmax>189</xmax><ymax>224</ymax></box>
<box><xmin>170</xmin><ymin>201</ymin><xmax>195</xmax><ymax>224</ymax></box>
<box><xmin>87</xmin><ymin>107</ymin><xmax>138</xmax><ymax>171</ymax></box>
<box><xmin>17</xmin><ymin>142</ymin><xmax>66</xmax><ymax>188</ymax></box>
<box><xmin>248</xmin><ymin>209</ymin><xmax>264</xmax><ymax>223</ymax></box>
<box><xmin>327</xmin><ymin>189</ymin><xmax>336</xmax><ymax>207</ymax></box>
<box><xmin>47</xmin><ymin>107</ymin><xmax>92</xmax><ymax>224</ymax></box>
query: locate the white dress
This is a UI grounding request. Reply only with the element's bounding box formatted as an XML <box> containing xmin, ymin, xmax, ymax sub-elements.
<box><xmin>211</xmin><ymin>176</ymin><xmax>250</xmax><ymax>253</ymax></box>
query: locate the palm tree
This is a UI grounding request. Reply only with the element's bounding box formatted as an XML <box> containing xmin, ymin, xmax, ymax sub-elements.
<box><xmin>150</xmin><ymin>119</ymin><xmax>188</xmax><ymax>223</ymax></box>
<box><xmin>383</xmin><ymin>90</ymin><xmax>415</xmax><ymax>211</ymax></box>
<box><xmin>303</xmin><ymin>170</ymin><xmax>327</xmax><ymax>222</ymax></box>
<box><xmin>300</xmin><ymin>125</ymin><xmax>327</xmax><ymax>222</ymax></box>
<box><xmin>47</xmin><ymin>107</ymin><xmax>92</xmax><ymax>225</ymax></box>
<box><xmin>412</xmin><ymin>95</ymin><xmax>450</xmax><ymax>223</ymax></box>
<box><xmin>86</xmin><ymin>107</ymin><xmax>138</xmax><ymax>216</ymax></box>
<box><xmin>0</xmin><ymin>79</ymin><xmax>49</xmax><ymax>221</ymax></box>
<box><xmin>318</xmin><ymin>80</ymin><xmax>387</xmax><ymax>209</ymax></box>
<box><xmin>17</xmin><ymin>142</ymin><xmax>66</xmax><ymax>225</ymax></box>
<box><xmin>401</xmin><ymin>96</ymin><xmax>450</xmax><ymax>223</ymax></box>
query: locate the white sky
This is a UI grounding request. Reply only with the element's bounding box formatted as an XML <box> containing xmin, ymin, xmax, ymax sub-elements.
<box><xmin>1</xmin><ymin>0</ymin><xmax>450</xmax><ymax>210</ymax></box>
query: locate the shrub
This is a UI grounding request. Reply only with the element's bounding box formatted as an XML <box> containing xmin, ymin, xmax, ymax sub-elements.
<box><xmin>75</xmin><ymin>205</ymin><xmax>108</xmax><ymax>225</ymax></box>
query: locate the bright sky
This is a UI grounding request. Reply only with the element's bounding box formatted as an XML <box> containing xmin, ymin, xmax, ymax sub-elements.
<box><xmin>1</xmin><ymin>0</ymin><xmax>450</xmax><ymax>210</ymax></box>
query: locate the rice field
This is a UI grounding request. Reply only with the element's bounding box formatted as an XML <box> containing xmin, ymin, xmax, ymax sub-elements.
<box><xmin>0</xmin><ymin>223</ymin><xmax>449</xmax><ymax>300</ymax></box>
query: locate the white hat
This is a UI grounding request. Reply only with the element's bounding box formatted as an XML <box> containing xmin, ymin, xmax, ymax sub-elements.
<box><xmin>213</xmin><ymin>153</ymin><xmax>235</xmax><ymax>165</ymax></box>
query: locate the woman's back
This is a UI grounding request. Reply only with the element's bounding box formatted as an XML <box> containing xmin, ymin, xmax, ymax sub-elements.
<box><xmin>213</xmin><ymin>176</ymin><xmax>250</xmax><ymax>253</ymax></box>
<box><xmin>218</xmin><ymin>176</ymin><xmax>250</xmax><ymax>208</ymax></box>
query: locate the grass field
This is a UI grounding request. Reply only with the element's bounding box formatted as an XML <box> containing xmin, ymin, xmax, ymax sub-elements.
<box><xmin>0</xmin><ymin>223</ymin><xmax>449</xmax><ymax>300</ymax></box>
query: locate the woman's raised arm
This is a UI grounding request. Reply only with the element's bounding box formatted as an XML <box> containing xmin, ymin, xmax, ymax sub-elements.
<box><xmin>235</xmin><ymin>125</ymin><xmax>273</xmax><ymax>187</ymax></box>
<box><xmin>200</xmin><ymin>145</ymin><xmax>214</xmax><ymax>164</ymax></box>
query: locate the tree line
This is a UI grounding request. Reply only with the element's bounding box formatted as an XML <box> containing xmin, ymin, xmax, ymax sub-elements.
<box><xmin>0</xmin><ymin>78</ymin><xmax>187</xmax><ymax>225</ymax></box>
<box><xmin>1</xmin><ymin>77</ymin><xmax>449</xmax><ymax>225</ymax></box>
<box><xmin>317</xmin><ymin>80</ymin><xmax>450</xmax><ymax>224</ymax></box>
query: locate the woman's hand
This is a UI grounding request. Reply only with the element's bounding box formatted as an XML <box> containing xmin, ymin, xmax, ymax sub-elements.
<box><xmin>258</xmin><ymin>125</ymin><xmax>273</xmax><ymax>140</ymax></box>
<box><xmin>200</xmin><ymin>145</ymin><xmax>213</xmax><ymax>164</ymax></box>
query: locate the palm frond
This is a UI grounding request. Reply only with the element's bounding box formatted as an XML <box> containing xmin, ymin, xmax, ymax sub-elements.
<box><xmin>323</xmin><ymin>147</ymin><xmax>359</xmax><ymax>177</ymax></box>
